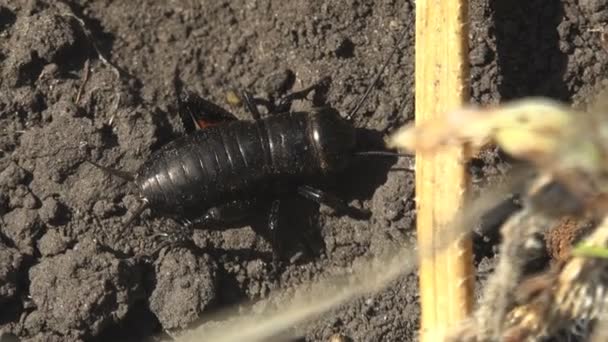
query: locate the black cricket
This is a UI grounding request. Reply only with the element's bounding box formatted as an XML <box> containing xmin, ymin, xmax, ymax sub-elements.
<box><xmin>90</xmin><ymin>30</ymin><xmax>407</xmax><ymax>246</ymax></box>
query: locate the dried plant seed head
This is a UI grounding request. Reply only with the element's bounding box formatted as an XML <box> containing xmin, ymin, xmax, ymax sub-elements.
<box><xmin>489</xmin><ymin>99</ymin><xmax>608</xmax><ymax>181</ymax></box>
<box><xmin>434</xmin><ymin>91</ymin><xmax>608</xmax><ymax>340</ymax></box>
<box><xmin>388</xmin><ymin>97</ymin><xmax>608</xmax><ymax>199</ymax></box>
<box><xmin>386</xmin><ymin>107</ymin><xmax>494</xmax><ymax>153</ymax></box>
<box><xmin>387</xmin><ymin>98</ymin><xmax>577</xmax><ymax>163</ymax></box>
<box><xmin>488</xmin><ymin>99</ymin><xmax>572</xmax><ymax>158</ymax></box>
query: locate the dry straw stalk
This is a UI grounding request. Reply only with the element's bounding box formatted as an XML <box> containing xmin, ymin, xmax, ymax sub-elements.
<box><xmin>415</xmin><ymin>0</ymin><xmax>474</xmax><ymax>340</ymax></box>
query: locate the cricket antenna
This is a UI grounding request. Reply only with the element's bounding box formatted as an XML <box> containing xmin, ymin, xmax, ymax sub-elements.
<box><xmin>85</xmin><ymin>160</ymin><xmax>149</xmax><ymax>227</ymax></box>
<box><xmin>85</xmin><ymin>160</ymin><xmax>135</xmax><ymax>182</ymax></box>
<box><xmin>345</xmin><ymin>27</ymin><xmax>408</xmax><ymax>121</ymax></box>
<box><xmin>354</xmin><ymin>151</ymin><xmax>412</xmax><ymax>158</ymax></box>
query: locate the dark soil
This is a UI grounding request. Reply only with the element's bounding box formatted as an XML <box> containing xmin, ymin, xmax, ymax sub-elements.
<box><xmin>0</xmin><ymin>0</ymin><xmax>606</xmax><ymax>341</ymax></box>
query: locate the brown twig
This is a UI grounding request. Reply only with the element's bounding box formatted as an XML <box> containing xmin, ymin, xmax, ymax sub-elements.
<box><xmin>75</xmin><ymin>58</ymin><xmax>90</xmax><ymax>105</ymax></box>
<box><xmin>66</xmin><ymin>13</ymin><xmax>122</xmax><ymax>80</ymax></box>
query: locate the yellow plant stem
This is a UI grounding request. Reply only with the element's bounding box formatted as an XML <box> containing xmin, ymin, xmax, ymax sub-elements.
<box><xmin>415</xmin><ymin>0</ymin><xmax>474</xmax><ymax>340</ymax></box>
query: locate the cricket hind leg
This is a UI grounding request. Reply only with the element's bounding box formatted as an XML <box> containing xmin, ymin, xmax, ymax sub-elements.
<box><xmin>146</xmin><ymin>222</ymin><xmax>195</xmax><ymax>259</ymax></box>
<box><xmin>297</xmin><ymin>185</ymin><xmax>371</xmax><ymax>220</ymax></box>
<box><xmin>194</xmin><ymin>201</ymin><xmax>256</xmax><ymax>227</ymax></box>
<box><xmin>147</xmin><ymin>200</ymin><xmax>259</xmax><ymax>256</ymax></box>
<box><xmin>260</xmin><ymin>195</ymin><xmax>326</xmax><ymax>263</ymax></box>
<box><xmin>249</xmin><ymin>197</ymin><xmax>303</xmax><ymax>261</ymax></box>
<box><xmin>148</xmin><ymin>197</ymin><xmax>322</xmax><ymax>262</ymax></box>
<box><xmin>153</xmin><ymin>199</ymin><xmax>295</xmax><ymax>252</ymax></box>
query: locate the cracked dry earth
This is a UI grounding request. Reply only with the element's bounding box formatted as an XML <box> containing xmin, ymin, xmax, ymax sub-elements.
<box><xmin>1</xmin><ymin>0</ymin><xmax>608</xmax><ymax>341</ymax></box>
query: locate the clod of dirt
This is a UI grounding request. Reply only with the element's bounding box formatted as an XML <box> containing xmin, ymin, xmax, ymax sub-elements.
<box><xmin>8</xmin><ymin>185</ymin><xmax>38</xmax><ymax>210</ymax></box>
<box><xmin>371</xmin><ymin>172</ymin><xmax>411</xmax><ymax>224</ymax></box>
<box><xmin>366</xmin><ymin>168</ymin><xmax>415</xmax><ymax>263</ymax></box>
<box><xmin>17</xmin><ymin>107</ymin><xmax>101</xmax><ymax>193</ymax></box>
<box><xmin>0</xmin><ymin>87</ymin><xmax>46</xmax><ymax>134</ymax></box>
<box><xmin>470</xmin><ymin>41</ymin><xmax>493</xmax><ymax>66</ymax></box>
<box><xmin>371</xmin><ymin>159</ymin><xmax>415</xmax><ymax>234</ymax></box>
<box><xmin>149</xmin><ymin>248</ymin><xmax>218</xmax><ymax>330</ymax></box>
<box><xmin>91</xmin><ymin>199</ymin><xmax>120</xmax><ymax>219</ymax></box>
<box><xmin>3</xmin><ymin>11</ymin><xmax>79</xmax><ymax>86</ymax></box>
<box><xmin>263</xmin><ymin>69</ymin><xmax>295</xmax><ymax>96</ymax></box>
<box><xmin>580</xmin><ymin>0</ymin><xmax>607</xmax><ymax>13</ymax></box>
<box><xmin>25</xmin><ymin>238</ymin><xmax>144</xmax><ymax>340</ymax></box>
<box><xmin>0</xmin><ymin>243</ymin><xmax>23</xmax><ymax>304</ymax></box>
<box><xmin>111</xmin><ymin>107</ymin><xmax>159</xmax><ymax>159</ymax></box>
<box><xmin>38</xmin><ymin>197</ymin><xmax>64</xmax><ymax>225</ymax></box>
<box><xmin>243</xmin><ymin>259</ymin><xmax>276</xmax><ymax>298</ymax></box>
<box><xmin>2</xmin><ymin>208</ymin><xmax>41</xmax><ymax>255</ymax></box>
<box><xmin>37</xmin><ymin>229</ymin><xmax>71</xmax><ymax>257</ymax></box>
<box><xmin>0</xmin><ymin>162</ymin><xmax>29</xmax><ymax>190</ymax></box>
